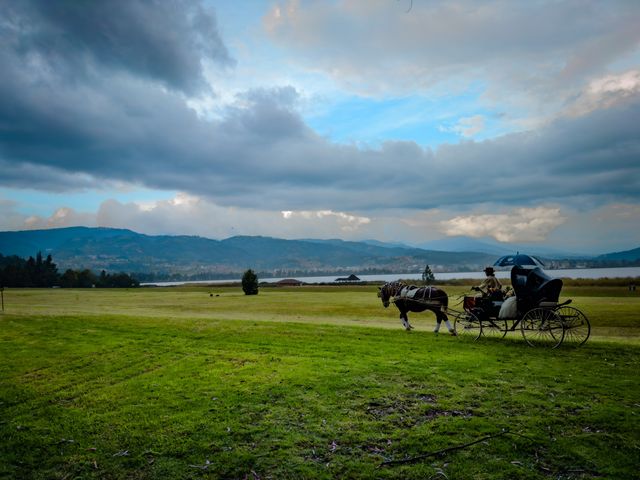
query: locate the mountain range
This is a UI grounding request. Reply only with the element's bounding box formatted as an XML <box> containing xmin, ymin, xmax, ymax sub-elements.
<box><xmin>1</xmin><ymin>227</ymin><xmax>638</xmax><ymax>280</ymax></box>
<box><xmin>596</xmin><ymin>247</ymin><xmax>640</xmax><ymax>262</ymax></box>
<box><xmin>414</xmin><ymin>236</ymin><xmax>585</xmax><ymax>257</ymax></box>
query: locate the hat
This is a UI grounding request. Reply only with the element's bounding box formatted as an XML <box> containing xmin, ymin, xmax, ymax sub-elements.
<box><xmin>483</xmin><ymin>266</ymin><xmax>495</xmax><ymax>275</ymax></box>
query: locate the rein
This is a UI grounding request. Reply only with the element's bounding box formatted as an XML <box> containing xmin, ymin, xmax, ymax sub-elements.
<box><xmin>452</xmin><ymin>294</ymin><xmax>466</xmax><ymax>307</ymax></box>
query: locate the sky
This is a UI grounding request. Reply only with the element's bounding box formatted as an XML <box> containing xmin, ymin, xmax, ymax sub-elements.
<box><xmin>1</xmin><ymin>0</ymin><xmax>639</xmax><ymax>254</ymax></box>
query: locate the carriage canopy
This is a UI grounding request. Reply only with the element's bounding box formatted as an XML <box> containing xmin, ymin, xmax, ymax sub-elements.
<box><xmin>494</xmin><ymin>254</ymin><xmax>545</xmax><ymax>268</ymax></box>
<box><xmin>511</xmin><ymin>266</ymin><xmax>562</xmax><ymax>310</ymax></box>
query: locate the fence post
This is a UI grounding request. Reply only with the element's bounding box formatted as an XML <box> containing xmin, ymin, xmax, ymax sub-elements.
<box><xmin>1</xmin><ymin>287</ymin><xmax>4</xmax><ymax>312</ymax></box>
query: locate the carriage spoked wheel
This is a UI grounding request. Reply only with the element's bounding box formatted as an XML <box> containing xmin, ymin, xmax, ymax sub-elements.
<box><xmin>520</xmin><ymin>308</ymin><xmax>564</xmax><ymax>348</ymax></box>
<box><xmin>555</xmin><ymin>306</ymin><xmax>590</xmax><ymax>346</ymax></box>
<box><xmin>481</xmin><ymin>318</ymin><xmax>508</xmax><ymax>339</ymax></box>
<box><xmin>454</xmin><ymin>311</ymin><xmax>481</xmax><ymax>340</ymax></box>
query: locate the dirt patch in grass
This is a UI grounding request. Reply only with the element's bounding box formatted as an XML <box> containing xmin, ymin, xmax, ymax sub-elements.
<box><xmin>365</xmin><ymin>392</ymin><xmax>473</xmax><ymax>427</ymax></box>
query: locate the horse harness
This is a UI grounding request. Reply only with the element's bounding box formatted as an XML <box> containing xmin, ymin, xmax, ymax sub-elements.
<box><xmin>387</xmin><ymin>282</ymin><xmax>445</xmax><ymax>306</ymax></box>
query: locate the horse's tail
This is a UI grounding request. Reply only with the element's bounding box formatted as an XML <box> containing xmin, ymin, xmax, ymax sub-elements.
<box><xmin>440</xmin><ymin>289</ymin><xmax>449</xmax><ymax>313</ymax></box>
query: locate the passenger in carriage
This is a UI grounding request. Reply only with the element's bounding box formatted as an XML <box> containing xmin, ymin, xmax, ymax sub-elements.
<box><xmin>472</xmin><ymin>266</ymin><xmax>503</xmax><ymax>299</ymax></box>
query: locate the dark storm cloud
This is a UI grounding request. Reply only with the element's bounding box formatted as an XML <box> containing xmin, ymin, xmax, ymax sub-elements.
<box><xmin>1</xmin><ymin>55</ymin><xmax>638</xmax><ymax>212</ymax></box>
<box><xmin>431</xmin><ymin>105</ymin><xmax>640</xmax><ymax>205</ymax></box>
<box><xmin>0</xmin><ymin>0</ymin><xmax>638</xmax><ymax>212</ymax></box>
<box><xmin>1</xmin><ymin>0</ymin><xmax>233</xmax><ymax>94</ymax></box>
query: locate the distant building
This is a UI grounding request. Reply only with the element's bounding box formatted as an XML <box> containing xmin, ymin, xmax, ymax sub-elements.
<box><xmin>335</xmin><ymin>274</ymin><xmax>361</xmax><ymax>283</ymax></box>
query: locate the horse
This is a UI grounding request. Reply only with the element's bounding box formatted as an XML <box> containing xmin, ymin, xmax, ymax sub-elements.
<box><xmin>377</xmin><ymin>281</ymin><xmax>454</xmax><ymax>333</ymax></box>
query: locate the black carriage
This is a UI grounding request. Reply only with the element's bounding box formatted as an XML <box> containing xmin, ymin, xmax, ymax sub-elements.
<box><xmin>452</xmin><ymin>266</ymin><xmax>591</xmax><ymax>347</ymax></box>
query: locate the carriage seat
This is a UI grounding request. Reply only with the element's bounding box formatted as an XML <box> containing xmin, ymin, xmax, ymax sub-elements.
<box><xmin>510</xmin><ymin>266</ymin><xmax>562</xmax><ymax>313</ymax></box>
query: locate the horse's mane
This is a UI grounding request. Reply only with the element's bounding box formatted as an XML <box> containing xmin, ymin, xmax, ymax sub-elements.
<box><xmin>382</xmin><ymin>281</ymin><xmax>406</xmax><ymax>295</ymax></box>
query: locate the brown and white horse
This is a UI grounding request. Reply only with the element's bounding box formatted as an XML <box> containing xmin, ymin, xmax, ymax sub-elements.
<box><xmin>378</xmin><ymin>281</ymin><xmax>454</xmax><ymax>333</ymax></box>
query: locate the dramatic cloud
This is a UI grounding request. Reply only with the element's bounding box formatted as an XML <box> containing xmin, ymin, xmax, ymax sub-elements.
<box><xmin>23</xmin><ymin>207</ymin><xmax>96</xmax><ymax>230</ymax></box>
<box><xmin>281</xmin><ymin>210</ymin><xmax>370</xmax><ymax>232</ymax></box>
<box><xmin>265</xmin><ymin>0</ymin><xmax>640</xmax><ymax>117</ymax></box>
<box><xmin>0</xmin><ymin>195</ymin><xmax>365</xmax><ymax>242</ymax></box>
<box><xmin>1</xmin><ymin>0</ymin><xmax>233</xmax><ymax>95</ymax></box>
<box><xmin>2</xmin><ymin>19</ymin><xmax>639</xmax><ymax>214</ymax></box>
<box><xmin>1</xmin><ymin>1</ymin><xmax>639</xmax><ymax>251</ymax></box>
<box><xmin>97</xmin><ymin>197</ymin><xmax>375</xmax><ymax>239</ymax></box>
<box><xmin>440</xmin><ymin>207</ymin><xmax>568</xmax><ymax>243</ymax></box>
<box><xmin>568</xmin><ymin>69</ymin><xmax>640</xmax><ymax>117</ymax></box>
<box><xmin>0</xmin><ymin>199</ymin><xmax>35</xmax><ymax>231</ymax></box>
<box><xmin>7</xmin><ymin>194</ymin><xmax>639</xmax><ymax>252</ymax></box>
<box><xmin>16</xmin><ymin>195</ymin><xmax>376</xmax><ymax>240</ymax></box>
<box><xmin>449</xmin><ymin>115</ymin><xmax>486</xmax><ymax>138</ymax></box>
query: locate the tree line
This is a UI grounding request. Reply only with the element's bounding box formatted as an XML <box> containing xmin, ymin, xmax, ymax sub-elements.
<box><xmin>0</xmin><ymin>252</ymin><xmax>139</xmax><ymax>288</ymax></box>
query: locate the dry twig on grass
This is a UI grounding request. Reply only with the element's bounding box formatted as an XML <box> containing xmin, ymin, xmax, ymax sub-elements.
<box><xmin>379</xmin><ymin>430</ymin><xmax>512</xmax><ymax>467</ymax></box>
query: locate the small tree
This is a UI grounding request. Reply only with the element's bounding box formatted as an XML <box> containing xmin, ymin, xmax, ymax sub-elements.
<box><xmin>422</xmin><ymin>265</ymin><xmax>435</xmax><ymax>285</ymax></box>
<box><xmin>242</xmin><ymin>269</ymin><xmax>259</xmax><ymax>295</ymax></box>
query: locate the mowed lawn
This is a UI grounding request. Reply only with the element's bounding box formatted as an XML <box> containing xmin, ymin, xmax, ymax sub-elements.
<box><xmin>1</xmin><ymin>286</ymin><xmax>639</xmax><ymax>479</ymax></box>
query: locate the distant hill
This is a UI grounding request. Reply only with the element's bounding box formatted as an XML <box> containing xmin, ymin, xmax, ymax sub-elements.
<box><xmin>417</xmin><ymin>236</ymin><xmax>513</xmax><ymax>255</ymax></box>
<box><xmin>0</xmin><ymin>226</ymin><xmax>138</xmax><ymax>258</ymax></box>
<box><xmin>2</xmin><ymin>227</ymin><xmax>635</xmax><ymax>280</ymax></box>
<box><xmin>416</xmin><ymin>236</ymin><xmax>580</xmax><ymax>257</ymax></box>
<box><xmin>360</xmin><ymin>239</ymin><xmax>412</xmax><ymax>249</ymax></box>
<box><xmin>0</xmin><ymin>227</ymin><xmax>497</xmax><ymax>279</ymax></box>
<box><xmin>596</xmin><ymin>247</ymin><xmax>640</xmax><ymax>262</ymax></box>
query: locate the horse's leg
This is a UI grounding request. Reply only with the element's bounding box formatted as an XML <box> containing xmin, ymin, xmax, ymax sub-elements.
<box><xmin>432</xmin><ymin>309</ymin><xmax>456</xmax><ymax>335</ymax></box>
<box><xmin>400</xmin><ymin>311</ymin><xmax>413</xmax><ymax>331</ymax></box>
<box><xmin>438</xmin><ymin>310</ymin><xmax>458</xmax><ymax>336</ymax></box>
<box><xmin>433</xmin><ymin>308</ymin><xmax>442</xmax><ymax>333</ymax></box>
<box><xmin>432</xmin><ymin>309</ymin><xmax>452</xmax><ymax>334</ymax></box>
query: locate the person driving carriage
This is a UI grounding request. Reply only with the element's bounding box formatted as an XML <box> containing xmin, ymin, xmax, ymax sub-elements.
<box><xmin>473</xmin><ymin>267</ymin><xmax>503</xmax><ymax>298</ymax></box>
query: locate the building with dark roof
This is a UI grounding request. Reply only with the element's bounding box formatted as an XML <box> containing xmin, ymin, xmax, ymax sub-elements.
<box><xmin>335</xmin><ymin>274</ymin><xmax>361</xmax><ymax>283</ymax></box>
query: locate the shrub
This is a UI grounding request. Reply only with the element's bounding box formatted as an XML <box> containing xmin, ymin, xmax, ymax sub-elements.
<box><xmin>241</xmin><ymin>269</ymin><xmax>259</xmax><ymax>295</ymax></box>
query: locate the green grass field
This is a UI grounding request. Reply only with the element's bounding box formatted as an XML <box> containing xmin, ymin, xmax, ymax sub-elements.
<box><xmin>1</xmin><ymin>286</ymin><xmax>639</xmax><ymax>479</ymax></box>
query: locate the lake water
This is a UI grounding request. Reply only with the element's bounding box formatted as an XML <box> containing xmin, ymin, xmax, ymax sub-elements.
<box><xmin>144</xmin><ymin>266</ymin><xmax>640</xmax><ymax>286</ymax></box>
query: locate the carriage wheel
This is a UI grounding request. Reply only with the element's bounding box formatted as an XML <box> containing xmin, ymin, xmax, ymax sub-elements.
<box><xmin>481</xmin><ymin>318</ymin><xmax>508</xmax><ymax>339</ymax></box>
<box><xmin>556</xmin><ymin>306</ymin><xmax>590</xmax><ymax>346</ymax></box>
<box><xmin>454</xmin><ymin>311</ymin><xmax>481</xmax><ymax>340</ymax></box>
<box><xmin>520</xmin><ymin>308</ymin><xmax>564</xmax><ymax>348</ymax></box>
